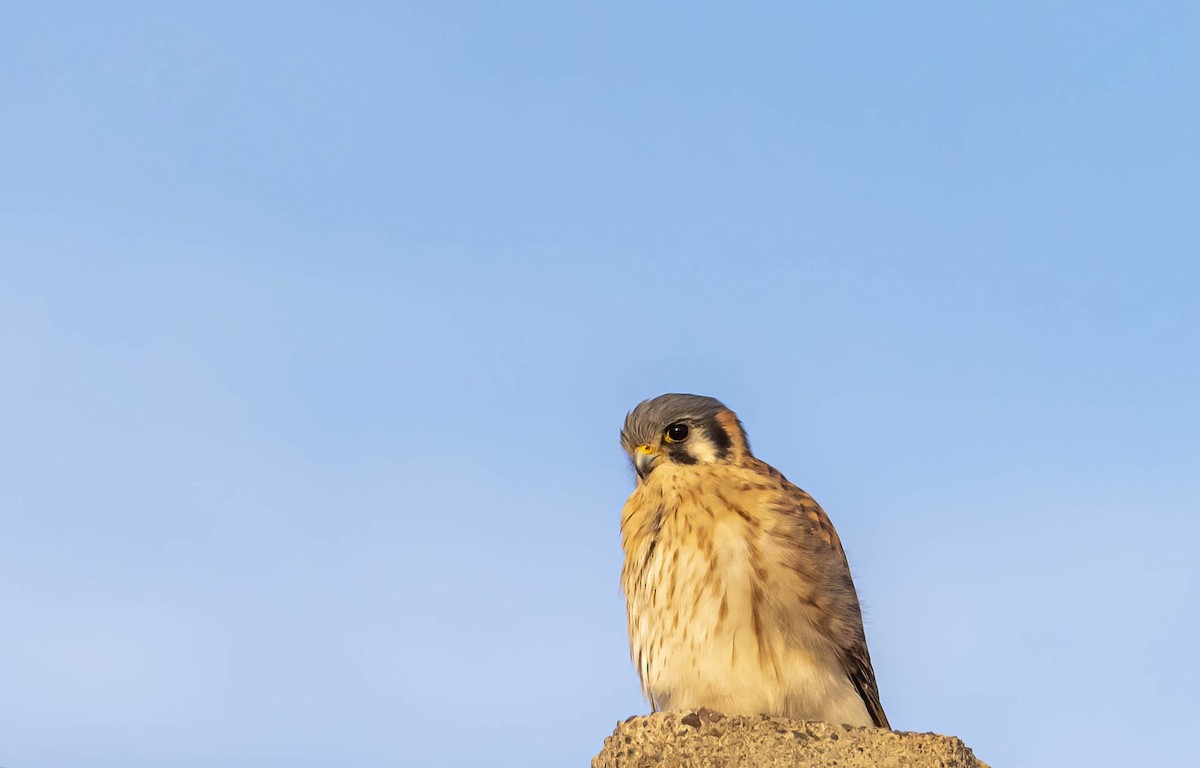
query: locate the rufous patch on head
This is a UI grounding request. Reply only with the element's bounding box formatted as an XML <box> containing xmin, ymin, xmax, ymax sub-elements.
<box><xmin>715</xmin><ymin>409</ymin><xmax>748</xmax><ymax>461</ymax></box>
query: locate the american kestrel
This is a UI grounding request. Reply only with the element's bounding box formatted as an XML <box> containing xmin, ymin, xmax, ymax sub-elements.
<box><xmin>619</xmin><ymin>393</ymin><xmax>889</xmax><ymax>728</ymax></box>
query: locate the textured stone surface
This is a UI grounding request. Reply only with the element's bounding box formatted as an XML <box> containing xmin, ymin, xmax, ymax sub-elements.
<box><xmin>593</xmin><ymin>710</ymin><xmax>988</xmax><ymax>768</ymax></box>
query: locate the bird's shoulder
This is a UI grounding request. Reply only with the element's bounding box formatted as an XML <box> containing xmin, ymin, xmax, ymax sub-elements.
<box><xmin>703</xmin><ymin>456</ymin><xmax>847</xmax><ymax>554</ymax></box>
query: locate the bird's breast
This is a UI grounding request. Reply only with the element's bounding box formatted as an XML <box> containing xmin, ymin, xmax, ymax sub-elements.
<box><xmin>621</xmin><ymin>466</ymin><xmax>777</xmax><ymax>706</ymax></box>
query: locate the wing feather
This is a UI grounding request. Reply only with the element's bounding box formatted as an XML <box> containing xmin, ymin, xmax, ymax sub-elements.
<box><xmin>746</xmin><ymin>458</ymin><xmax>891</xmax><ymax>729</ymax></box>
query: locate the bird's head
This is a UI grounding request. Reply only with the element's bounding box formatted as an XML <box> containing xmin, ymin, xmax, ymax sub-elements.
<box><xmin>620</xmin><ymin>393</ymin><xmax>751</xmax><ymax>480</ymax></box>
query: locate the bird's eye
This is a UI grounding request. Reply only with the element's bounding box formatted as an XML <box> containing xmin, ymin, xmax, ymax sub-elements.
<box><xmin>664</xmin><ymin>423</ymin><xmax>690</xmax><ymax>443</ymax></box>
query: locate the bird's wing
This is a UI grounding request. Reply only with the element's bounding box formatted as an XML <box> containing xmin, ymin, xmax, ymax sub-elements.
<box><xmin>746</xmin><ymin>458</ymin><xmax>891</xmax><ymax>729</ymax></box>
<box><xmin>843</xmin><ymin>635</ymin><xmax>890</xmax><ymax>729</ymax></box>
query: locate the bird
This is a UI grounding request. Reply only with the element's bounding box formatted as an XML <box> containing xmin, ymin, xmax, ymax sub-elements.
<box><xmin>618</xmin><ymin>393</ymin><xmax>889</xmax><ymax>728</ymax></box>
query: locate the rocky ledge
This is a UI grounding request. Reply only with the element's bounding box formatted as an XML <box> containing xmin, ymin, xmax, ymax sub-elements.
<box><xmin>593</xmin><ymin>710</ymin><xmax>988</xmax><ymax>768</ymax></box>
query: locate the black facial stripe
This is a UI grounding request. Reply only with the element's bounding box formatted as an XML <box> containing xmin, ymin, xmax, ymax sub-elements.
<box><xmin>666</xmin><ymin>443</ymin><xmax>698</xmax><ymax>464</ymax></box>
<box><xmin>704</xmin><ymin>415</ymin><xmax>733</xmax><ymax>460</ymax></box>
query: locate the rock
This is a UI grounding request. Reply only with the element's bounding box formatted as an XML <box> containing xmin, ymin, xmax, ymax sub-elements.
<box><xmin>593</xmin><ymin>710</ymin><xmax>988</xmax><ymax>768</ymax></box>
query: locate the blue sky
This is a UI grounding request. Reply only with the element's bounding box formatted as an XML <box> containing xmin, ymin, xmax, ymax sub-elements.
<box><xmin>2</xmin><ymin>3</ymin><xmax>1198</xmax><ymax>767</ymax></box>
